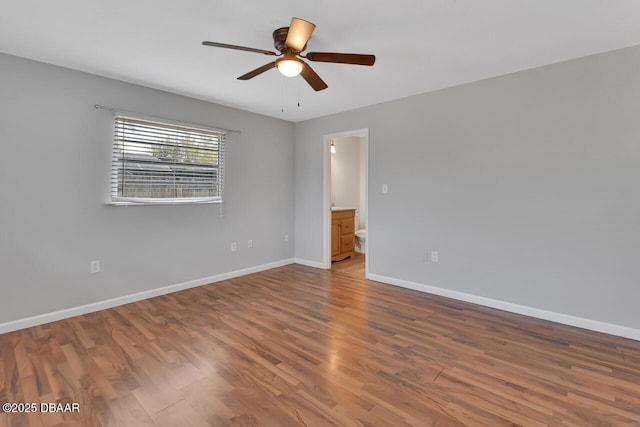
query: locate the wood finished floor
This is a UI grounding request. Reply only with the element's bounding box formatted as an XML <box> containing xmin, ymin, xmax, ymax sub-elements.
<box><xmin>330</xmin><ymin>252</ymin><xmax>365</xmax><ymax>278</ymax></box>
<box><xmin>1</xmin><ymin>264</ymin><xmax>639</xmax><ymax>426</ymax></box>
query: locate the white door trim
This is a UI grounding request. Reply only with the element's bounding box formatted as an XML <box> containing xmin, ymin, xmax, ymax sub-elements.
<box><xmin>323</xmin><ymin>128</ymin><xmax>369</xmax><ymax>277</ymax></box>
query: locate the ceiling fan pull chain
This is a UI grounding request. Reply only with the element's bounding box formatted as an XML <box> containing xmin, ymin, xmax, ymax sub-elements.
<box><xmin>297</xmin><ymin>77</ymin><xmax>301</xmax><ymax>107</ymax></box>
<box><xmin>281</xmin><ymin>73</ymin><xmax>285</xmax><ymax>113</ymax></box>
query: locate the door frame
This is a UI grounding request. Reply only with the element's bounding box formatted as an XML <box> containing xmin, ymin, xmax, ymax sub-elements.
<box><xmin>322</xmin><ymin>128</ymin><xmax>369</xmax><ymax>277</ymax></box>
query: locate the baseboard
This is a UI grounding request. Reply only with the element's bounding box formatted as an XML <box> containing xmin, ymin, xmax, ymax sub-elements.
<box><xmin>0</xmin><ymin>258</ymin><xmax>295</xmax><ymax>335</ymax></box>
<box><xmin>368</xmin><ymin>273</ymin><xmax>640</xmax><ymax>342</ymax></box>
<box><xmin>293</xmin><ymin>258</ymin><xmax>327</xmax><ymax>269</ymax></box>
<box><xmin>6</xmin><ymin>263</ymin><xmax>636</xmax><ymax>341</ymax></box>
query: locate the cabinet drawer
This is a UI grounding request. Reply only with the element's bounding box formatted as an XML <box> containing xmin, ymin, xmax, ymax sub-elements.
<box><xmin>340</xmin><ymin>235</ymin><xmax>354</xmax><ymax>252</ymax></box>
<box><xmin>341</xmin><ymin>218</ymin><xmax>354</xmax><ymax>234</ymax></box>
<box><xmin>332</xmin><ymin>209</ymin><xmax>356</xmax><ymax>220</ymax></box>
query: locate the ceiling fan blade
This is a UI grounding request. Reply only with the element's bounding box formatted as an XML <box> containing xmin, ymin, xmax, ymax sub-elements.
<box><xmin>237</xmin><ymin>62</ymin><xmax>276</xmax><ymax>80</ymax></box>
<box><xmin>202</xmin><ymin>41</ymin><xmax>277</xmax><ymax>56</ymax></box>
<box><xmin>306</xmin><ymin>52</ymin><xmax>376</xmax><ymax>66</ymax></box>
<box><xmin>285</xmin><ymin>17</ymin><xmax>316</xmax><ymax>52</ymax></box>
<box><xmin>300</xmin><ymin>62</ymin><xmax>328</xmax><ymax>91</ymax></box>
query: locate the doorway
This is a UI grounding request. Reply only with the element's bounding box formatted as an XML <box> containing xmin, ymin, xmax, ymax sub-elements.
<box><xmin>323</xmin><ymin>129</ymin><xmax>369</xmax><ymax>278</ymax></box>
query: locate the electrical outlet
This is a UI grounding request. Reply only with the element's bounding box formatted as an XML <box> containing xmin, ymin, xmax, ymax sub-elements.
<box><xmin>90</xmin><ymin>260</ymin><xmax>100</xmax><ymax>274</ymax></box>
<box><xmin>430</xmin><ymin>251</ymin><xmax>439</xmax><ymax>263</ymax></box>
<box><xmin>284</xmin><ymin>234</ymin><xmax>289</xmax><ymax>242</ymax></box>
<box><xmin>248</xmin><ymin>239</ymin><xmax>253</xmax><ymax>248</ymax></box>
<box><xmin>382</xmin><ymin>183</ymin><xmax>389</xmax><ymax>194</ymax></box>
<box><xmin>231</xmin><ymin>242</ymin><xmax>237</xmax><ymax>252</ymax></box>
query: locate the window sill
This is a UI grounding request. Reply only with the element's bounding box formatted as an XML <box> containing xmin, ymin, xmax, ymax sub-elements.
<box><xmin>108</xmin><ymin>198</ymin><xmax>222</xmax><ymax>206</ymax></box>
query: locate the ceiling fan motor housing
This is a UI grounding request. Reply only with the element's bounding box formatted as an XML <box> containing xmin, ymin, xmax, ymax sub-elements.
<box><xmin>273</xmin><ymin>27</ymin><xmax>305</xmax><ymax>52</ymax></box>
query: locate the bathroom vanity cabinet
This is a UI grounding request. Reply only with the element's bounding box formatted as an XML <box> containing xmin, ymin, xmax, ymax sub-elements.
<box><xmin>331</xmin><ymin>208</ymin><xmax>355</xmax><ymax>262</ymax></box>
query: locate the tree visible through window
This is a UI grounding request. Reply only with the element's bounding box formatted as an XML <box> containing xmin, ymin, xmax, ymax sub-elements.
<box><xmin>111</xmin><ymin>115</ymin><xmax>225</xmax><ymax>204</ymax></box>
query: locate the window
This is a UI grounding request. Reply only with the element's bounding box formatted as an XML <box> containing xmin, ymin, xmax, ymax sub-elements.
<box><xmin>111</xmin><ymin>114</ymin><xmax>225</xmax><ymax>204</ymax></box>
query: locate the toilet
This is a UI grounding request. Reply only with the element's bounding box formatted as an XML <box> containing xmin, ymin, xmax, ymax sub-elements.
<box><xmin>355</xmin><ymin>229</ymin><xmax>366</xmax><ymax>254</ymax></box>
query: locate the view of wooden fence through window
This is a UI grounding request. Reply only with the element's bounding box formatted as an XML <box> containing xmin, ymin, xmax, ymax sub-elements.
<box><xmin>111</xmin><ymin>115</ymin><xmax>225</xmax><ymax>204</ymax></box>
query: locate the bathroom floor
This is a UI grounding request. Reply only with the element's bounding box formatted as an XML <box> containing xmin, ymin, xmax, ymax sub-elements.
<box><xmin>331</xmin><ymin>252</ymin><xmax>365</xmax><ymax>277</ymax></box>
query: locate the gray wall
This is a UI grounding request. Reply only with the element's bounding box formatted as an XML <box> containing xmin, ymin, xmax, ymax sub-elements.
<box><xmin>295</xmin><ymin>45</ymin><xmax>640</xmax><ymax>330</ymax></box>
<box><xmin>0</xmin><ymin>53</ymin><xmax>295</xmax><ymax>324</ymax></box>
<box><xmin>3</xmin><ymin>45</ymin><xmax>639</xmax><ymax>332</ymax></box>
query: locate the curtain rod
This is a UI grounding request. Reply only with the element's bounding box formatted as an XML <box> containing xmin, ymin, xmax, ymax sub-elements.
<box><xmin>94</xmin><ymin>104</ymin><xmax>241</xmax><ymax>134</ymax></box>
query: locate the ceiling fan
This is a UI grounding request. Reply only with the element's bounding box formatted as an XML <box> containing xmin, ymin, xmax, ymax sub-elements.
<box><xmin>202</xmin><ymin>17</ymin><xmax>375</xmax><ymax>91</ymax></box>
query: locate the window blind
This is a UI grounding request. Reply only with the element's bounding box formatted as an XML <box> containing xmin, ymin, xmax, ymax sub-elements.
<box><xmin>111</xmin><ymin>114</ymin><xmax>225</xmax><ymax>204</ymax></box>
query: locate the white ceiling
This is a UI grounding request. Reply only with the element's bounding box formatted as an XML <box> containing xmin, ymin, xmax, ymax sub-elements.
<box><xmin>3</xmin><ymin>1</ymin><xmax>640</xmax><ymax>122</ymax></box>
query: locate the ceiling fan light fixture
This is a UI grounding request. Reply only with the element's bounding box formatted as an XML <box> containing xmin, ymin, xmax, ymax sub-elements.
<box><xmin>277</xmin><ymin>57</ymin><xmax>303</xmax><ymax>77</ymax></box>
